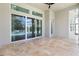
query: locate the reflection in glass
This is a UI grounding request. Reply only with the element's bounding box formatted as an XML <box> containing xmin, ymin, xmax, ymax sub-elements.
<box><xmin>12</xmin><ymin>15</ymin><xmax>42</xmax><ymax>40</ymax></box>
<box><xmin>11</xmin><ymin>14</ymin><xmax>26</xmax><ymax>41</ymax></box>
<box><xmin>27</xmin><ymin>17</ymin><xmax>35</xmax><ymax>38</ymax></box>
<box><xmin>27</xmin><ymin>18</ymin><xmax>42</xmax><ymax>38</ymax></box>
<box><xmin>36</xmin><ymin>20</ymin><xmax>42</xmax><ymax>36</ymax></box>
<box><xmin>32</xmin><ymin>19</ymin><xmax>35</xmax><ymax>37</ymax></box>
<box><xmin>27</xmin><ymin>18</ymin><xmax>32</xmax><ymax>38</ymax></box>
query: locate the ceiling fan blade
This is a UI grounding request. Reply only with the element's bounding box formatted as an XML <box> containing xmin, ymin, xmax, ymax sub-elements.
<box><xmin>44</xmin><ymin>3</ymin><xmax>55</xmax><ymax>9</ymax></box>
<box><xmin>45</xmin><ymin>3</ymin><xmax>55</xmax><ymax>5</ymax></box>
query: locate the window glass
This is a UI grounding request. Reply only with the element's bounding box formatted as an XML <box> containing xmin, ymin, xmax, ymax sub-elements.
<box><xmin>11</xmin><ymin>14</ymin><xmax>26</xmax><ymax>41</ymax></box>
<box><xmin>27</xmin><ymin>18</ymin><xmax>42</xmax><ymax>38</ymax></box>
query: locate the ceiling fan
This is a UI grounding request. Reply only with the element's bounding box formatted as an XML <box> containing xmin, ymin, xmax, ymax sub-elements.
<box><xmin>45</xmin><ymin>3</ymin><xmax>54</xmax><ymax>9</ymax></box>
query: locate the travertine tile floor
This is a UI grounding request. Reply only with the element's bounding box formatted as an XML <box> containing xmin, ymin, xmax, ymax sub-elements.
<box><xmin>0</xmin><ymin>37</ymin><xmax>79</xmax><ymax>56</ymax></box>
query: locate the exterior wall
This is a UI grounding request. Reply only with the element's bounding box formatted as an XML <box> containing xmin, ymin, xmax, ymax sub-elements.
<box><xmin>55</xmin><ymin>10</ymin><xmax>69</xmax><ymax>38</ymax></box>
<box><xmin>0</xmin><ymin>4</ymin><xmax>11</xmax><ymax>46</ymax></box>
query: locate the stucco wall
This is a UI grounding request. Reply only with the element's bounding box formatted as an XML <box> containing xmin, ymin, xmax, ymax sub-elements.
<box><xmin>0</xmin><ymin>4</ymin><xmax>11</xmax><ymax>46</ymax></box>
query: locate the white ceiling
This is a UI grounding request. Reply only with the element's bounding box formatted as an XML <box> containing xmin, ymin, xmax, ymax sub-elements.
<box><xmin>27</xmin><ymin>3</ymin><xmax>77</xmax><ymax>11</ymax></box>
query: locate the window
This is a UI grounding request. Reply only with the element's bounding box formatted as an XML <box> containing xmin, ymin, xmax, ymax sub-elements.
<box><xmin>69</xmin><ymin>8</ymin><xmax>79</xmax><ymax>35</ymax></box>
<box><xmin>75</xmin><ymin>8</ymin><xmax>79</xmax><ymax>35</ymax></box>
<box><xmin>75</xmin><ymin>17</ymin><xmax>79</xmax><ymax>35</ymax></box>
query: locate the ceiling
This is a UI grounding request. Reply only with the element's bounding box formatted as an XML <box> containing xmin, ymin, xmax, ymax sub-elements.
<box><xmin>27</xmin><ymin>3</ymin><xmax>77</xmax><ymax>11</ymax></box>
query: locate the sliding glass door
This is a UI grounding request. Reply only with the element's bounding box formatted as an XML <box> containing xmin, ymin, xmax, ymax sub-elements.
<box><xmin>27</xmin><ymin>17</ymin><xmax>35</xmax><ymax>38</ymax></box>
<box><xmin>11</xmin><ymin>14</ymin><xmax>26</xmax><ymax>41</ymax></box>
<box><xmin>36</xmin><ymin>19</ymin><xmax>42</xmax><ymax>36</ymax></box>
<box><xmin>27</xmin><ymin>18</ymin><xmax>42</xmax><ymax>39</ymax></box>
<box><xmin>11</xmin><ymin>14</ymin><xmax>42</xmax><ymax>41</ymax></box>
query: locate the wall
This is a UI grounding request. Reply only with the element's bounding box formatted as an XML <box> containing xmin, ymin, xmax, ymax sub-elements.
<box><xmin>55</xmin><ymin>10</ymin><xmax>69</xmax><ymax>38</ymax></box>
<box><xmin>0</xmin><ymin>4</ymin><xmax>11</xmax><ymax>46</ymax></box>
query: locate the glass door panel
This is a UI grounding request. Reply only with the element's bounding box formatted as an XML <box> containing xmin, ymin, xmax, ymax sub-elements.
<box><xmin>27</xmin><ymin>18</ymin><xmax>32</xmax><ymax>38</ymax></box>
<box><xmin>39</xmin><ymin>20</ymin><xmax>42</xmax><ymax>36</ymax></box>
<box><xmin>36</xmin><ymin>20</ymin><xmax>42</xmax><ymax>36</ymax></box>
<box><xmin>40</xmin><ymin>20</ymin><xmax>42</xmax><ymax>35</ymax></box>
<box><xmin>37</xmin><ymin>19</ymin><xmax>39</xmax><ymax>36</ymax></box>
<box><xmin>27</xmin><ymin>17</ymin><xmax>42</xmax><ymax>39</ymax></box>
<box><xmin>11</xmin><ymin>14</ymin><xmax>26</xmax><ymax>41</ymax></box>
<box><xmin>32</xmin><ymin>18</ymin><xmax>35</xmax><ymax>37</ymax></box>
<box><xmin>27</xmin><ymin>17</ymin><xmax>35</xmax><ymax>38</ymax></box>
